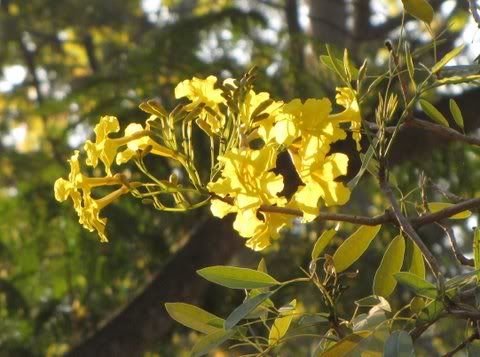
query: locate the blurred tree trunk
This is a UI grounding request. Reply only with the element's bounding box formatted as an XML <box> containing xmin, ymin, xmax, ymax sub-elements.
<box><xmin>285</xmin><ymin>0</ymin><xmax>305</xmax><ymax>96</ymax></box>
<box><xmin>308</xmin><ymin>0</ymin><xmax>348</xmax><ymax>48</ymax></box>
<box><xmin>66</xmin><ymin>216</ymin><xmax>243</xmax><ymax>357</ymax></box>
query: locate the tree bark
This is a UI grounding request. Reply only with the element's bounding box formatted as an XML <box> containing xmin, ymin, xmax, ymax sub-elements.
<box><xmin>285</xmin><ymin>0</ymin><xmax>305</xmax><ymax>96</ymax></box>
<box><xmin>308</xmin><ymin>0</ymin><xmax>348</xmax><ymax>48</ymax></box>
<box><xmin>65</xmin><ymin>216</ymin><xmax>243</xmax><ymax>357</ymax></box>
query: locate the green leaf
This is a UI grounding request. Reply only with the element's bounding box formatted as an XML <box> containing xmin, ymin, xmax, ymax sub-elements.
<box><xmin>268</xmin><ymin>299</ymin><xmax>297</xmax><ymax>346</ymax></box>
<box><xmin>321</xmin><ymin>46</ymin><xmax>359</xmax><ymax>80</ymax></box>
<box><xmin>257</xmin><ymin>258</ymin><xmax>268</xmax><ymax>274</ymax></box>
<box><xmin>311</xmin><ymin>229</ymin><xmax>336</xmax><ymax>261</ymax></box>
<box><xmin>348</xmin><ymin>139</ymin><xmax>378</xmax><ymax>189</ymax></box>
<box><xmin>409</xmin><ymin>242</ymin><xmax>426</xmax><ymax>279</ymax></box>
<box><xmin>449</xmin><ymin>99</ymin><xmax>464</xmax><ymax>129</ymax></box>
<box><xmin>428</xmin><ymin>202</ymin><xmax>471</xmax><ymax>219</ymax></box>
<box><xmin>474</xmin><ymin>228</ymin><xmax>480</xmax><ymax>282</ymax></box>
<box><xmin>384</xmin><ymin>330</ymin><xmax>415</xmax><ymax>357</ymax></box>
<box><xmin>298</xmin><ymin>313</ymin><xmax>329</xmax><ymax>326</ymax></box>
<box><xmin>434</xmin><ymin>74</ymin><xmax>480</xmax><ymax>86</ymax></box>
<box><xmin>401</xmin><ymin>0</ymin><xmax>434</xmax><ymax>24</ymax></box>
<box><xmin>322</xmin><ymin>331</ymin><xmax>372</xmax><ymax>357</ymax></box>
<box><xmin>373</xmin><ymin>235</ymin><xmax>406</xmax><ymax>297</ymax></box>
<box><xmin>224</xmin><ymin>292</ymin><xmax>274</xmax><ymax>330</ymax></box>
<box><xmin>418</xmin><ymin>300</ymin><xmax>445</xmax><ymax>322</ymax></box>
<box><xmin>333</xmin><ymin>225</ymin><xmax>382</xmax><ymax>272</ymax></box>
<box><xmin>432</xmin><ymin>45</ymin><xmax>465</xmax><ymax>73</ymax></box>
<box><xmin>191</xmin><ymin>329</ymin><xmax>235</xmax><ymax>357</ymax></box>
<box><xmin>197</xmin><ymin>266</ymin><xmax>280</xmax><ymax>290</ymax></box>
<box><xmin>355</xmin><ymin>296</ymin><xmax>391</xmax><ymax>312</ymax></box>
<box><xmin>420</xmin><ymin>99</ymin><xmax>449</xmax><ymax>127</ymax></box>
<box><xmin>405</xmin><ymin>43</ymin><xmax>415</xmax><ymax>83</ymax></box>
<box><xmin>394</xmin><ymin>272</ymin><xmax>437</xmax><ymax>299</ymax></box>
<box><xmin>165</xmin><ymin>303</ymin><xmax>224</xmax><ymax>334</ymax></box>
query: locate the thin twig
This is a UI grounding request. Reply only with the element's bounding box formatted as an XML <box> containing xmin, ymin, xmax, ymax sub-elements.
<box><xmin>442</xmin><ymin>331</ymin><xmax>479</xmax><ymax>357</ymax></box>
<box><xmin>366</xmin><ymin>118</ymin><xmax>480</xmax><ymax>147</ymax></box>
<box><xmin>407</xmin><ymin>118</ymin><xmax>480</xmax><ymax>147</ymax></box>
<box><xmin>437</xmin><ymin>223</ymin><xmax>474</xmax><ymax>267</ymax></box>
<box><xmin>412</xmin><ymin>197</ymin><xmax>480</xmax><ymax>227</ymax></box>
<box><xmin>382</xmin><ymin>180</ymin><xmax>443</xmax><ymax>283</ymax></box>
<box><xmin>468</xmin><ymin>0</ymin><xmax>480</xmax><ymax>28</ymax></box>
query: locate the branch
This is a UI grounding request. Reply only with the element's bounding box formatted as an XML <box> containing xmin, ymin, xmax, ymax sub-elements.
<box><xmin>381</xmin><ymin>180</ymin><xmax>443</xmax><ymax>281</ymax></box>
<box><xmin>469</xmin><ymin>0</ymin><xmax>480</xmax><ymax>28</ymax></box>
<box><xmin>366</xmin><ymin>119</ymin><xmax>480</xmax><ymax>147</ymax></box>
<box><xmin>412</xmin><ymin>197</ymin><xmax>480</xmax><ymax>227</ymax></box>
<box><xmin>442</xmin><ymin>331</ymin><xmax>479</xmax><ymax>357</ymax></box>
<box><xmin>437</xmin><ymin>223</ymin><xmax>474</xmax><ymax>267</ymax></box>
<box><xmin>406</xmin><ymin>118</ymin><xmax>480</xmax><ymax>147</ymax></box>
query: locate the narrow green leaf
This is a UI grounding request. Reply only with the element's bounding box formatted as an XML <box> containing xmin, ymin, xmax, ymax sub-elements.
<box><xmin>191</xmin><ymin>329</ymin><xmax>235</xmax><ymax>357</ymax></box>
<box><xmin>394</xmin><ymin>272</ymin><xmax>437</xmax><ymax>299</ymax></box>
<box><xmin>420</xmin><ymin>99</ymin><xmax>450</xmax><ymax>127</ymax></box>
<box><xmin>257</xmin><ymin>258</ymin><xmax>268</xmax><ymax>274</ymax></box>
<box><xmin>197</xmin><ymin>266</ymin><xmax>280</xmax><ymax>290</ymax></box>
<box><xmin>355</xmin><ymin>296</ymin><xmax>391</xmax><ymax>312</ymax></box>
<box><xmin>409</xmin><ymin>242</ymin><xmax>426</xmax><ymax>279</ymax></box>
<box><xmin>224</xmin><ymin>292</ymin><xmax>274</xmax><ymax>330</ymax></box>
<box><xmin>311</xmin><ymin>229</ymin><xmax>336</xmax><ymax>261</ymax></box>
<box><xmin>432</xmin><ymin>45</ymin><xmax>465</xmax><ymax>73</ymax></box>
<box><xmin>343</xmin><ymin>48</ymin><xmax>352</xmax><ymax>82</ymax></box>
<box><xmin>347</xmin><ymin>139</ymin><xmax>378</xmax><ymax>190</ymax></box>
<box><xmin>384</xmin><ymin>330</ymin><xmax>415</xmax><ymax>357</ymax></box>
<box><xmin>418</xmin><ymin>300</ymin><xmax>445</xmax><ymax>322</ymax></box>
<box><xmin>165</xmin><ymin>303</ymin><xmax>223</xmax><ymax>334</ymax></box>
<box><xmin>322</xmin><ymin>331</ymin><xmax>372</xmax><ymax>357</ymax></box>
<box><xmin>428</xmin><ymin>202</ymin><xmax>471</xmax><ymax>219</ymax></box>
<box><xmin>322</xmin><ymin>46</ymin><xmax>359</xmax><ymax>80</ymax></box>
<box><xmin>268</xmin><ymin>299</ymin><xmax>297</xmax><ymax>346</ymax></box>
<box><xmin>449</xmin><ymin>99</ymin><xmax>464</xmax><ymax>129</ymax></box>
<box><xmin>405</xmin><ymin>43</ymin><xmax>415</xmax><ymax>82</ymax></box>
<box><xmin>474</xmin><ymin>228</ymin><xmax>480</xmax><ymax>282</ymax></box>
<box><xmin>333</xmin><ymin>225</ymin><xmax>382</xmax><ymax>272</ymax></box>
<box><xmin>401</xmin><ymin>0</ymin><xmax>434</xmax><ymax>24</ymax></box>
<box><xmin>367</xmin><ymin>74</ymin><xmax>387</xmax><ymax>95</ymax></box>
<box><xmin>434</xmin><ymin>74</ymin><xmax>480</xmax><ymax>86</ymax></box>
<box><xmin>373</xmin><ymin>235</ymin><xmax>406</xmax><ymax>297</ymax></box>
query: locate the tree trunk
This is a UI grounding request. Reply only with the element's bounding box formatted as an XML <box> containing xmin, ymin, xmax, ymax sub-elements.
<box><xmin>65</xmin><ymin>216</ymin><xmax>243</xmax><ymax>357</ymax></box>
<box><xmin>308</xmin><ymin>0</ymin><xmax>348</xmax><ymax>48</ymax></box>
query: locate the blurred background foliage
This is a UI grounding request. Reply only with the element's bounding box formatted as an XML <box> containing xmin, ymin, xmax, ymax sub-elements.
<box><xmin>1</xmin><ymin>0</ymin><xmax>480</xmax><ymax>355</ymax></box>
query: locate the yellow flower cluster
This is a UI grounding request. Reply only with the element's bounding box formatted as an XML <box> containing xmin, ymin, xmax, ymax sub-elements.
<box><xmin>55</xmin><ymin>74</ymin><xmax>362</xmax><ymax>249</ymax></box>
<box><xmin>54</xmin><ymin>116</ymin><xmax>175</xmax><ymax>241</ymax></box>
<box><xmin>174</xmin><ymin>76</ymin><xmax>362</xmax><ymax>250</ymax></box>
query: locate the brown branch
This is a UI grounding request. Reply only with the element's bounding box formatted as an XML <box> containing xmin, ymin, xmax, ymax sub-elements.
<box><xmin>443</xmin><ymin>331</ymin><xmax>480</xmax><ymax>356</ymax></box>
<box><xmin>469</xmin><ymin>0</ymin><xmax>480</xmax><ymax>28</ymax></box>
<box><xmin>437</xmin><ymin>223</ymin><xmax>474</xmax><ymax>267</ymax></box>
<box><xmin>366</xmin><ymin>118</ymin><xmax>480</xmax><ymax>147</ymax></box>
<box><xmin>406</xmin><ymin>118</ymin><xmax>480</xmax><ymax>147</ymax></box>
<box><xmin>412</xmin><ymin>197</ymin><xmax>480</xmax><ymax>227</ymax></box>
<box><xmin>382</xmin><ymin>180</ymin><xmax>443</xmax><ymax>281</ymax></box>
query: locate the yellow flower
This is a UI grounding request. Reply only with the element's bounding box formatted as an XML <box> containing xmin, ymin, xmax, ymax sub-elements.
<box><xmin>116</xmin><ymin>123</ymin><xmax>176</xmax><ymax>164</ymax></box>
<box><xmin>274</xmin><ymin>98</ymin><xmax>346</xmax><ymax>148</ymax></box>
<box><xmin>330</xmin><ymin>87</ymin><xmax>362</xmax><ymax>150</ymax></box>
<box><xmin>175</xmin><ymin>76</ymin><xmax>226</xmax><ymax>134</ymax></box>
<box><xmin>289</xmin><ymin>139</ymin><xmax>351</xmax><ymax>222</ymax></box>
<box><xmin>84</xmin><ymin>116</ymin><xmax>120</xmax><ymax>175</ymax></box>
<box><xmin>54</xmin><ymin>150</ymin><xmax>126</xmax><ymax>242</ymax></box>
<box><xmin>84</xmin><ymin>116</ymin><xmax>175</xmax><ymax>174</ymax></box>
<box><xmin>77</xmin><ymin>186</ymin><xmax>128</xmax><ymax>242</ymax></box>
<box><xmin>208</xmin><ymin>146</ymin><xmax>289</xmax><ymax>250</ymax></box>
<box><xmin>175</xmin><ymin>75</ymin><xmax>225</xmax><ymax>108</ymax></box>
<box><xmin>242</xmin><ymin>90</ymin><xmax>283</xmax><ymax>144</ymax></box>
<box><xmin>245</xmin><ymin>212</ymin><xmax>294</xmax><ymax>251</ymax></box>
